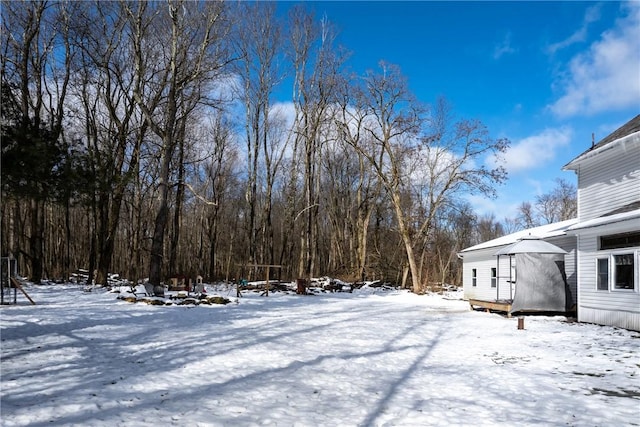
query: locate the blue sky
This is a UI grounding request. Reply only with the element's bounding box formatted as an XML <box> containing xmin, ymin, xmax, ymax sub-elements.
<box><xmin>277</xmin><ymin>1</ymin><xmax>640</xmax><ymax>222</ymax></box>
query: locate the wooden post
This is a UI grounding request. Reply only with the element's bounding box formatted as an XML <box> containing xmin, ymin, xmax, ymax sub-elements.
<box><xmin>238</xmin><ymin>264</ymin><xmax>282</xmax><ymax>297</ymax></box>
<box><xmin>265</xmin><ymin>265</ymin><xmax>270</xmax><ymax>297</ymax></box>
<box><xmin>10</xmin><ymin>278</ymin><xmax>36</xmax><ymax>305</ymax></box>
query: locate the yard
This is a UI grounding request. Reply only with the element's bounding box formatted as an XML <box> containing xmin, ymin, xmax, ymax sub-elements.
<box><xmin>1</xmin><ymin>283</ymin><xmax>638</xmax><ymax>426</ymax></box>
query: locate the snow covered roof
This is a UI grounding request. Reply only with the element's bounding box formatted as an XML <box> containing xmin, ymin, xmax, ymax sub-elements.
<box><xmin>494</xmin><ymin>236</ymin><xmax>568</xmax><ymax>256</ymax></box>
<box><xmin>567</xmin><ymin>208</ymin><xmax>640</xmax><ymax>232</ymax></box>
<box><xmin>459</xmin><ymin>218</ymin><xmax>578</xmax><ymax>254</ymax></box>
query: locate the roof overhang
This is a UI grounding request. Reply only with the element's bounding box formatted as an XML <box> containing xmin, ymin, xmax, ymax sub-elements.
<box><xmin>458</xmin><ymin>218</ymin><xmax>578</xmax><ymax>255</ymax></box>
<box><xmin>563</xmin><ymin>131</ymin><xmax>640</xmax><ymax>171</ymax></box>
<box><xmin>567</xmin><ymin>209</ymin><xmax>640</xmax><ymax>233</ymax></box>
<box><xmin>494</xmin><ymin>236</ymin><xmax>568</xmax><ymax>256</ymax></box>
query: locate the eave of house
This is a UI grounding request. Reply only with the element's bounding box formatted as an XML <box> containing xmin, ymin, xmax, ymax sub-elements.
<box><xmin>563</xmin><ymin>130</ymin><xmax>640</xmax><ymax>171</ymax></box>
<box><xmin>566</xmin><ymin>208</ymin><xmax>640</xmax><ymax>233</ymax></box>
<box><xmin>458</xmin><ymin>218</ymin><xmax>578</xmax><ymax>256</ymax></box>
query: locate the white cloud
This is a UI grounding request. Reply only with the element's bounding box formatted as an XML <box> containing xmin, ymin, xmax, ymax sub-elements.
<box><xmin>490</xmin><ymin>127</ymin><xmax>573</xmax><ymax>174</ymax></box>
<box><xmin>270</xmin><ymin>101</ymin><xmax>297</xmax><ymax>131</ymax></box>
<box><xmin>464</xmin><ymin>193</ymin><xmax>523</xmax><ymax>221</ymax></box>
<box><xmin>465</xmin><ymin>193</ymin><xmax>500</xmax><ymax>216</ymax></box>
<box><xmin>548</xmin><ymin>2</ymin><xmax>640</xmax><ymax>118</ymax></box>
<box><xmin>493</xmin><ymin>32</ymin><xmax>517</xmax><ymax>59</ymax></box>
<box><xmin>546</xmin><ymin>4</ymin><xmax>602</xmax><ymax>55</ymax></box>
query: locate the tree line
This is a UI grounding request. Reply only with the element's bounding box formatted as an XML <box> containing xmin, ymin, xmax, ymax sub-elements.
<box><xmin>1</xmin><ymin>1</ymin><xmax>574</xmax><ymax>294</ymax></box>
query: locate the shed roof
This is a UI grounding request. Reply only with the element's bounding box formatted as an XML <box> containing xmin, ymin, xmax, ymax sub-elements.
<box><xmin>459</xmin><ymin>218</ymin><xmax>578</xmax><ymax>254</ymax></box>
<box><xmin>494</xmin><ymin>236</ymin><xmax>568</xmax><ymax>256</ymax></box>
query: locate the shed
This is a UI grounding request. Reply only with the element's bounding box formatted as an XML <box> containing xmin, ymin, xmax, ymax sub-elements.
<box><xmin>495</xmin><ymin>236</ymin><xmax>572</xmax><ymax>314</ymax></box>
<box><xmin>459</xmin><ymin>219</ymin><xmax>577</xmax><ymax>315</ymax></box>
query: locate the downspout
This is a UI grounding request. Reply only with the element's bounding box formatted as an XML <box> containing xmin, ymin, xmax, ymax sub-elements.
<box><xmin>509</xmin><ymin>255</ymin><xmax>513</xmax><ymax>301</ymax></box>
<box><xmin>496</xmin><ymin>254</ymin><xmax>500</xmax><ymax>301</ymax></box>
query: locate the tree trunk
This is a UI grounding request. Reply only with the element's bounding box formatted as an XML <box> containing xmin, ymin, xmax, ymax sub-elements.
<box><xmin>28</xmin><ymin>199</ymin><xmax>44</xmax><ymax>284</ymax></box>
<box><xmin>391</xmin><ymin>193</ymin><xmax>421</xmax><ymax>293</ymax></box>
<box><xmin>169</xmin><ymin>134</ymin><xmax>186</xmax><ymax>276</ymax></box>
<box><xmin>149</xmin><ymin>142</ymin><xmax>173</xmax><ymax>296</ymax></box>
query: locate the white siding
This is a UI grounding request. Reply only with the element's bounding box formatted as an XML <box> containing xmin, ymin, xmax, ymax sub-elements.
<box><xmin>577</xmin><ymin>139</ymin><xmax>640</xmax><ymax>221</ymax></box>
<box><xmin>578</xmin><ymin>307</ymin><xmax>640</xmax><ymax>331</ymax></box>
<box><xmin>574</xmin><ymin>222</ymin><xmax>640</xmax><ymax>331</ymax></box>
<box><xmin>462</xmin><ymin>248</ymin><xmax>514</xmax><ymax>301</ymax></box>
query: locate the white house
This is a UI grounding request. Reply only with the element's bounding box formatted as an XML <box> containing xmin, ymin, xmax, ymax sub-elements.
<box><xmin>458</xmin><ymin>219</ymin><xmax>578</xmax><ymax>313</ymax></box>
<box><xmin>563</xmin><ymin>115</ymin><xmax>640</xmax><ymax>331</ymax></box>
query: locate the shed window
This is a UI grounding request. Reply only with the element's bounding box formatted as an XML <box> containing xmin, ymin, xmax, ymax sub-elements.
<box><xmin>471</xmin><ymin>269</ymin><xmax>477</xmax><ymax>287</ymax></box>
<box><xmin>490</xmin><ymin>268</ymin><xmax>497</xmax><ymax>288</ymax></box>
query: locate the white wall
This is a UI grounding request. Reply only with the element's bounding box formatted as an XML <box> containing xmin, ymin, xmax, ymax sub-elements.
<box><xmin>462</xmin><ymin>247</ymin><xmax>513</xmax><ymax>301</ymax></box>
<box><xmin>574</xmin><ymin>220</ymin><xmax>640</xmax><ymax>331</ymax></box>
<box><xmin>576</xmin><ymin>137</ymin><xmax>640</xmax><ymax>221</ymax></box>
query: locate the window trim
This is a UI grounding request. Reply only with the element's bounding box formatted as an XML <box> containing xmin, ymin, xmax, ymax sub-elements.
<box><xmin>471</xmin><ymin>268</ymin><xmax>477</xmax><ymax>287</ymax></box>
<box><xmin>611</xmin><ymin>252</ymin><xmax>636</xmax><ymax>291</ymax></box>
<box><xmin>596</xmin><ymin>257</ymin><xmax>609</xmax><ymax>292</ymax></box>
<box><xmin>490</xmin><ymin>267</ymin><xmax>497</xmax><ymax>288</ymax></box>
<box><xmin>596</xmin><ymin>250</ymin><xmax>639</xmax><ymax>293</ymax></box>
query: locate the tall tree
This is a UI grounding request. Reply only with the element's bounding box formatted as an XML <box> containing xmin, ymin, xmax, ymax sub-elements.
<box><xmin>233</xmin><ymin>2</ymin><xmax>285</xmax><ymax>269</ymax></box>
<box><xmin>67</xmin><ymin>1</ymin><xmax>148</xmax><ymax>286</ymax></box>
<box><xmin>200</xmin><ymin>113</ymin><xmax>237</xmax><ymax>280</ymax></box>
<box><xmin>125</xmin><ymin>0</ymin><xmax>230</xmax><ymax>296</ymax></box>
<box><xmin>353</xmin><ymin>62</ymin><xmax>425</xmax><ymax>291</ymax></box>
<box><xmin>354</xmin><ymin>65</ymin><xmax>509</xmax><ymax>292</ymax></box>
<box><xmin>334</xmin><ymin>77</ymin><xmax>382</xmax><ymax>281</ymax></box>
<box><xmin>1</xmin><ymin>0</ymin><xmax>74</xmax><ymax>283</ymax></box>
<box><xmin>410</xmin><ymin>98</ymin><xmax>508</xmax><ymax>291</ymax></box>
<box><xmin>288</xmin><ymin>7</ymin><xmax>344</xmax><ymax>279</ymax></box>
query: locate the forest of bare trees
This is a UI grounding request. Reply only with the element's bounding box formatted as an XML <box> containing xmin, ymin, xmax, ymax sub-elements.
<box><xmin>1</xmin><ymin>1</ymin><xmax>574</xmax><ymax>293</ymax></box>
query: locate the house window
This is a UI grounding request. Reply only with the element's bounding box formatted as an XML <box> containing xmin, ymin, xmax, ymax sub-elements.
<box><xmin>597</xmin><ymin>258</ymin><xmax>609</xmax><ymax>291</ymax></box>
<box><xmin>600</xmin><ymin>232</ymin><xmax>640</xmax><ymax>250</ymax></box>
<box><xmin>490</xmin><ymin>268</ymin><xmax>497</xmax><ymax>288</ymax></box>
<box><xmin>472</xmin><ymin>269</ymin><xmax>477</xmax><ymax>287</ymax></box>
<box><xmin>597</xmin><ymin>252</ymin><xmax>638</xmax><ymax>291</ymax></box>
<box><xmin>613</xmin><ymin>254</ymin><xmax>635</xmax><ymax>290</ymax></box>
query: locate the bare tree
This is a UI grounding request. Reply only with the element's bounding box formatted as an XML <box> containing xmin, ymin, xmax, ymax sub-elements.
<box><xmin>287</xmin><ymin>7</ymin><xmax>344</xmax><ymax>279</ymax></box>
<box><xmin>333</xmin><ymin>76</ymin><xmax>382</xmax><ymax>281</ymax></box>
<box><xmin>476</xmin><ymin>213</ymin><xmax>505</xmax><ymax>243</ymax></box>
<box><xmin>125</xmin><ymin>0</ymin><xmax>230</xmax><ymax>296</ymax></box>
<box><xmin>1</xmin><ymin>0</ymin><xmax>74</xmax><ymax>283</ymax></box>
<box><xmin>352</xmin><ymin>66</ymin><xmax>508</xmax><ymax>292</ymax></box>
<box><xmin>516</xmin><ymin>201</ymin><xmax>538</xmax><ymax>229</ymax></box>
<box><xmin>199</xmin><ymin>113</ymin><xmax>238</xmax><ymax>280</ymax></box>
<box><xmin>233</xmin><ymin>2</ymin><xmax>286</xmax><ymax>269</ymax></box>
<box><xmin>66</xmin><ymin>1</ymin><xmax>150</xmax><ymax>286</ymax></box>
<box><xmin>352</xmin><ymin>62</ymin><xmax>426</xmax><ymax>291</ymax></box>
<box><xmin>412</xmin><ymin>99</ymin><xmax>508</xmax><ymax>291</ymax></box>
<box><xmin>511</xmin><ymin>177</ymin><xmax>577</xmax><ymax>230</ymax></box>
<box><xmin>536</xmin><ymin>178</ymin><xmax>577</xmax><ymax>223</ymax></box>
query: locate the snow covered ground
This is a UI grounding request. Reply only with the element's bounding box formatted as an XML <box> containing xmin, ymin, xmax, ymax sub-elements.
<box><xmin>1</xmin><ymin>283</ymin><xmax>639</xmax><ymax>426</ymax></box>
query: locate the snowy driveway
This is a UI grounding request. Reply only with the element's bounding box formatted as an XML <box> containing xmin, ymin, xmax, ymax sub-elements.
<box><xmin>1</xmin><ymin>285</ymin><xmax>639</xmax><ymax>426</ymax></box>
